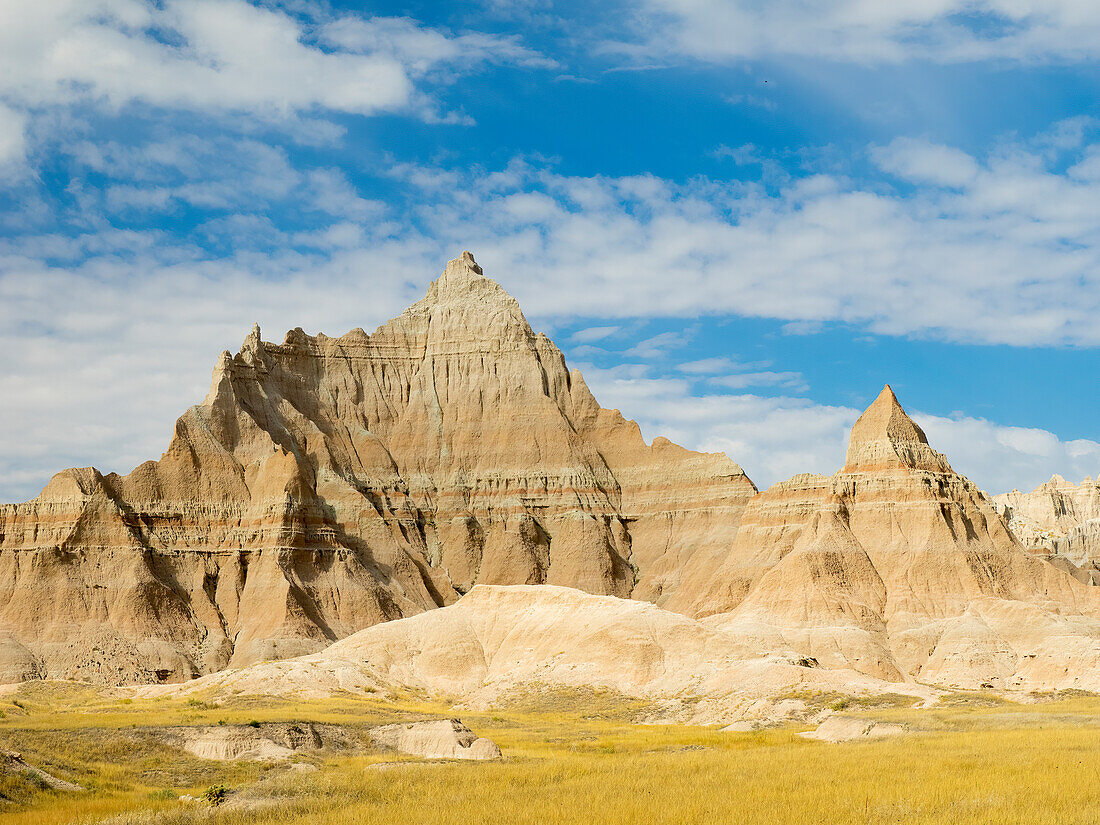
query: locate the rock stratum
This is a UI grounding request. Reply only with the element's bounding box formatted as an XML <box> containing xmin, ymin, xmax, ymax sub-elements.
<box><xmin>994</xmin><ymin>476</ymin><xmax>1100</xmax><ymax>583</ymax></box>
<box><xmin>5</xmin><ymin>252</ymin><xmax>1100</xmax><ymax>700</ymax></box>
<box><xmin>149</xmin><ymin>390</ymin><xmax>1100</xmax><ymax>710</ymax></box>
<box><xmin>0</xmin><ymin>253</ymin><xmax>755</xmax><ymax>684</ymax></box>
<box><xmin>670</xmin><ymin>386</ymin><xmax>1100</xmax><ymax>691</ymax></box>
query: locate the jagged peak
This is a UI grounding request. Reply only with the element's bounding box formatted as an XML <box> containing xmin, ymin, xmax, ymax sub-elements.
<box><xmin>843</xmin><ymin>385</ymin><xmax>951</xmax><ymax>474</ymax></box>
<box><xmin>415</xmin><ymin>252</ymin><xmax>520</xmax><ymax>312</ymax></box>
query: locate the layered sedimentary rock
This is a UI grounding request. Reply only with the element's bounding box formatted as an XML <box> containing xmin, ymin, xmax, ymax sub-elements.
<box><xmin>994</xmin><ymin>477</ymin><xmax>1100</xmax><ymax>582</ymax></box>
<box><xmin>0</xmin><ymin>253</ymin><xmax>755</xmax><ymax>684</ymax></box>
<box><xmin>666</xmin><ymin>386</ymin><xmax>1100</xmax><ymax>691</ymax></box>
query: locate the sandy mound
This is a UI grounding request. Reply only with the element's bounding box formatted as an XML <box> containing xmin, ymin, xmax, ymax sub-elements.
<box><xmin>173</xmin><ymin>722</ymin><xmax>334</xmax><ymax>761</ymax></box>
<box><xmin>136</xmin><ymin>585</ymin><xmax>933</xmax><ymax>725</ymax></box>
<box><xmin>800</xmin><ymin>716</ymin><xmax>906</xmax><ymax>743</ymax></box>
<box><xmin>368</xmin><ymin>720</ymin><xmax>502</xmax><ymax>760</ymax></box>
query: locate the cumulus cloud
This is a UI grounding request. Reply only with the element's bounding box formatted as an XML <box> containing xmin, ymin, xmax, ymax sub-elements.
<box><xmin>0</xmin><ymin>0</ymin><xmax>548</xmax><ymax>122</ymax></box>
<box><xmin>628</xmin><ymin>0</ymin><xmax>1100</xmax><ymax>63</ymax></box>
<box><xmin>577</xmin><ymin>362</ymin><xmax>1100</xmax><ymax>494</ymax></box>
<box><xmin>378</xmin><ymin>132</ymin><xmax>1100</xmax><ymax>346</ymax></box>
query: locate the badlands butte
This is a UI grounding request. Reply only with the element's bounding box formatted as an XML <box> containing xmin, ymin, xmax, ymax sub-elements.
<box><xmin>4</xmin><ymin>252</ymin><xmax>1100</xmax><ymax>715</ymax></box>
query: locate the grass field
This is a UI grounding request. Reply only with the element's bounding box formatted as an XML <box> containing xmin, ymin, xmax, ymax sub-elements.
<box><xmin>3</xmin><ymin>683</ymin><xmax>1100</xmax><ymax>824</ymax></box>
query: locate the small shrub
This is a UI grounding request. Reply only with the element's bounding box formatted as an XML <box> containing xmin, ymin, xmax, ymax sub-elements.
<box><xmin>830</xmin><ymin>698</ymin><xmax>850</xmax><ymax>711</ymax></box>
<box><xmin>201</xmin><ymin>784</ymin><xmax>228</xmax><ymax>807</ymax></box>
<box><xmin>147</xmin><ymin>788</ymin><xmax>177</xmax><ymax>800</ymax></box>
<box><xmin>248</xmin><ymin>720</ymin><xmax>261</xmax><ymax>728</ymax></box>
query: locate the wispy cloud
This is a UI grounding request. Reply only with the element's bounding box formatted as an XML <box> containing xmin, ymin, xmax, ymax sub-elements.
<box><xmin>570</xmin><ymin>325</ymin><xmax>620</xmax><ymax>344</ymax></box>
<box><xmin>622</xmin><ymin>0</ymin><xmax>1100</xmax><ymax>64</ymax></box>
<box><xmin>577</xmin><ymin>361</ymin><xmax>1100</xmax><ymax>494</ymax></box>
<box><xmin>709</xmin><ymin>371</ymin><xmax>807</xmax><ymax>392</ymax></box>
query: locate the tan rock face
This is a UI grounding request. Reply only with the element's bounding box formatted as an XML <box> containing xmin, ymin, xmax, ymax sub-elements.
<box><xmin>0</xmin><ymin>252</ymin><xmax>756</xmax><ymax>685</ymax></box>
<box><xmin>368</xmin><ymin>719</ymin><xmax>502</xmax><ymax>760</ymax></box>
<box><xmin>994</xmin><ymin>476</ymin><xmax>1100</xmax><ymax>581</ymax></box>
<box><xmin>668</xmin><ymin>385</ymin><xmax>1100</xmax><ymax>691</ymax></box>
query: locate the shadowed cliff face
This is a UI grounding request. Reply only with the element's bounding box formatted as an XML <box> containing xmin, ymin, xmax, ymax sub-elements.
<box><xmin>0</xmin><ymin>253</ymin><xmax>757</xmax><ymax>684</ymax></box>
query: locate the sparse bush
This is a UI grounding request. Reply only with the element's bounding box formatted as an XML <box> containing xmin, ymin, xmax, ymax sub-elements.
<box><xmin>201</xmin><ymin>783</ymin><xmax>228</xmax><ymax>806</ymax></box>
<box><xmin>829</xmin><ymin>698</ymin><xmax>850</xmax><ymax>711</ymax></box>
<box><xmin>248</xmin><ymin>719</ymin><xmax>261</xmax><ymax>728</ymax></box>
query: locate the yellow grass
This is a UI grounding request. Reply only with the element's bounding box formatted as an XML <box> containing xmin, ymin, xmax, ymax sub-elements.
<box><xmin>3</xmin><ymin>683</ymin><xmax>1100</xmax><ymax>824</ymax></box>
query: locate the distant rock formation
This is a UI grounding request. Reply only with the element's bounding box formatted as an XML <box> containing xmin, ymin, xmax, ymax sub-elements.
<box><xmin>994</xmin><ymin>476</ymin><xmax>1100</xmax><ymax>583</ymax></box>
<box><xmin>665</xmin><ymin>386</ymin><xmax>1100</xmax><ymax>691</ymax></box>
<box><xmin>0</xmin><ymin>253</ymin><xmax>756</xmax><ymax>684</ymax></box>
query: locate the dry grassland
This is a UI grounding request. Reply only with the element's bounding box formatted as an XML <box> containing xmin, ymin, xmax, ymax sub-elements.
<box><xmin>2</xmin><ymin>683</ymin><xmax>1100</xmax><ymax>825</ymax></box>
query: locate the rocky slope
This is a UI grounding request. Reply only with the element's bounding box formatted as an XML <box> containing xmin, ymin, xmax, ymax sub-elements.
<box><xmin>665</xmin><ymin>386</ymin><xmax>1100</xmax><ymax>691</ymax></box>
<box><xmin>0</xmin><ymin>253</ymin><xmax>756</xmax><ymax>684</ymax></box>
<box><xmin>994</xmin><ymin>476</ymin><xmax>1100</xmax><ymax>582</ymax></box>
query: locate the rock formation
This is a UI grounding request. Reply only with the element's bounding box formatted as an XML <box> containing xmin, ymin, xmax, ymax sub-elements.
<box><xmin>136</xmin><ymin>584</ymin><xmax>927</xmax><ymax>721</ymax></box>
<box><xmin>368</xmin><ymin>719</ymin><xmax>502</xmax><ymax>760</ymax></box>
<box><xmin>666</xmin><ymin>386</ymin><xmax>1100</xmax><ymax>691</ymax></box>
<box><xmin>994</xmin><ymin>476</ymin><xmax>1100</xmax><ymax>582</ymax></box>
<box><xmin>0</xmin><ymin>253</ymin><xmax>755</xmax><ymax>684</ymax></box>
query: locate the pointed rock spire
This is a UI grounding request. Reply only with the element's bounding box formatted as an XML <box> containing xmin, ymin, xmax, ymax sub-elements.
<box><xmin>849</xmin><ymin>385</ymin><xmax>928</xmax><ymax>448</ymax></box>
<box><xmin>843</xmin><ymin>385</ymin><xmax>951</xmax><ymax>474</ymax></box>
<box><xmin>411</xmin><ymin>251</ymin><xmax>525</xmax><ymax>324</ymax></box>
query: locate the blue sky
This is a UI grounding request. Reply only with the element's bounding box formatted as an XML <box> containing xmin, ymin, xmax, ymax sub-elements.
<box><xmin>4</xmin><ymin>0</ymin><xmax>1100</xmax><ymax>501</ymax></box>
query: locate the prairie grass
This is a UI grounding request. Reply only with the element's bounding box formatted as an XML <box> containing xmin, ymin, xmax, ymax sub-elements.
<box><xmin>2</xmin><ymin>683</ymin><xmax>1100</xmax><ymax>824</ymax></box>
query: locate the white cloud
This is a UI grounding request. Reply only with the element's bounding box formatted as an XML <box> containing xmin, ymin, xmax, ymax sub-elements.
<box><xmin>871</xmin><ymin>138</ymin><xmax>980</xmax><ymax>188</ymax></box>
<box><xmin>677</xmin><ymin>356</ymin><xmax>740</xmax><ymax>374</ymax></box>
<box><xmin>916</xmin><ymin>414</ymin><xmax>1100</xmax><ymax>495</ymax></box>
<box><xmin>623</xmin><ymin>330</ymin><xmax>694</xmax><ymax>358</ymax></box>
<box><xmin>319</xmin><ymin>15</ymin><xmax>556</xmax><ymax>73</ymax></box>
<box><xmin>709</xmin><ymin>371</ymin><xmax>807</xmax><ymax>392</ymax></box>
<box><xmin>570</xmin><ymin>325</ymin><xmax>620</xmax><ymax>343</ymax></box>
<box><xmin>0</xmin><ymin>0</ymin><xmax>547</xmax><ymax>123</ymax></box>
<box><xmin>629</xmin><ymin>0</ymin><xmax>1100</xmax><ymax>63</ymax></box>
<box><xmin>577</xmin><ymin>362</ymin><xmax>1100</xmax><ymax>494</ymax></box>
<box><xmin>0</xmin><ymin>103</ymin><xmax>27</xmax><ymax>171</ymax></box>
<box><xmin>376</xmin><ymin>134</ymin><xmax>1100</xmax><ymax>346</ymax></box>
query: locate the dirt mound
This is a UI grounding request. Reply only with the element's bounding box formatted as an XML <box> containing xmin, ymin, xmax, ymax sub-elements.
<box><xmin>168</xmin><ymin>722</ymin><xmax>351</xmax><ymax>761</ymax></box>
<box><xmin>800</xmin><ymin>716</ymin><xmax>906</xmax><ymax>743</ymax></box>
<box><xmin>368</xmin><ymin>719</ymin><xmax>502</xmax><ymax>760</ymax></box>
